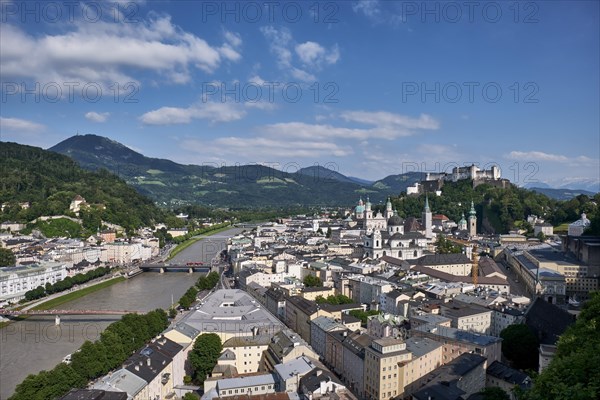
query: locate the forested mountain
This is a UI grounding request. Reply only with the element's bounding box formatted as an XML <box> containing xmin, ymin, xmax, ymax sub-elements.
<box><xmin>8</xmin><ymin>135</ymin><xmax>600</xmax><ymax>233</ymax></box>
<box><xmin>49</xmin><ymin>135</ymin><xmax>423</xmax><ymax>207</ymax></box>
<box><xmin>0</xmin><ymin>142</ymin><xmax>167</xmax><ymax>230</ymax></box>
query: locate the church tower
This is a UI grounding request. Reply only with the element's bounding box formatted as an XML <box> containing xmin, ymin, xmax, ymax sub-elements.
<box><xmin>363</xmin><ymin>197</ymin><xmax>373</xmax><ymax>233</ymax></box>
<box><xmin>422</xmin><ymin>195</ymin><xmax>432</xmax><ymax>239</ymax></box>
<box><xmin>468</xmin><ymin>201</ymin><xmax>477</xmax><ymax>237</ymax></box>
<box><xmin>458</xmin><ymin>212</ymin><xmax>467</xmax><ymax>231</ymax></box>
<box><xmin>385</xmin><ymin>197</ymin><xmax>393</xmax><ymax>220</ymax></box>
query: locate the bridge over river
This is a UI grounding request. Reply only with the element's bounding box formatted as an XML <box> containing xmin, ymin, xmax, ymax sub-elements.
<box><xmin>139</xmin><ymin>264</ymin><xmax>212</xmax><ymax>273</ymax></box>
<box><xmin>0</xmin><ymin>309</ymin><xmax>142</xmax><ymax>317</ymax></box>
<box><xmin>0</xmin><ymin>227</ymin><xmax>245</xmax><ymax>400</ymax></box>
<box><xmin>0</xmin><ymin>308</ymin><xmax>144</xmax><ymax>326</ymax></box>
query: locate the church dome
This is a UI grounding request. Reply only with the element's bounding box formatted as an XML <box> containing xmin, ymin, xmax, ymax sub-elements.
<box><xmin>387</xmin><ymin>215</ymin><xmax>403</xmax><ymax>226</ymax></box>
<box><xmin>355</xmin><ymin>205</ymin><xmax>365</xmax><ymax>213</ymax></box>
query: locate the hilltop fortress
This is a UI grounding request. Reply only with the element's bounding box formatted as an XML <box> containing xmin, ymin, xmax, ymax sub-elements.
<box><xmin>407</xmin><ymin>164</ymin><xmax>511</xmax><ymax>195</ymax></box>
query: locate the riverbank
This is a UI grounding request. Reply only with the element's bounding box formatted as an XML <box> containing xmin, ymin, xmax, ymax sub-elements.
<box><xmin>167</xmin><ymin>224</ymin><xmax>232</xmax><ymax>261</ymax></box>
<box><xmin>1</xmin><ymin>230</ymin><xmax>243</xmax><ymax>400</ymax></box>
<box><xmin>0</xmin><ymin>276</ymin><xmax>126</xmax><ymax>329</ymax></box>
<box><xmin>32</xmin><ymin>276</ymin><xmax>126</xmax><ymax>311</ymax></box>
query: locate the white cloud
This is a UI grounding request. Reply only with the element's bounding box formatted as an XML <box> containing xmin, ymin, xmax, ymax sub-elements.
<box><xmin>295</xmin><ymin>42</ymin><xmax>340</xmax><ymax>67</ymax></box>
<box><xmin>248</xmin><ymin>75</ymin><xmax>266</xmax><ymax>85</ymax></box>
<box><xmin>340</xmin><ymin>111</ymin><xmax>440</xmax><ymax>130</ymax></box>
<box><xmin>223</xmin><ymin>31</ymin><xmax>242</xmax><ymax>48</ymax></box>
<box><xmin>139</xmin><ymin>102</ymin><xmax>246</xmax><ymax>125</ymax></box>
<box><xmin>219</xmin><ymin>30</ymin><xmax>243</xmax><ymax>62</ymax></box>
<box><xmin>0</xmin><ymin>117</ymin><xmax>45</xmax><ymax>133</ymax></box>
<box><xmin>85</xmin><ymin>111</ymin><xmax>110</xmax><ymax>123</ymax></box>
<box><xmin>290</xmin><ymin>68</ymin><xmax>317</xmax><ymax>82</ymax></box>
<box><xmin>295</xmin><ymin>42</ymin><xmax>325</xmax><ymax>64</ymax></box>
<box><xmin>352</xmin><ymin>0</ymin><xmax>382</xmax><ymax>19</ymax></box>
<box><xmin>244</xmin><ymin>101</ymin><xmax>278</xmax><ymax>111</ymax></box>
<box><xmin>183</xmin><ymin>136</ymin><xmax>353</xmax><ymax>159</ymax></box>
<box><xmin>257</xmin><ymin>111</ymin><xmax>439</xmax><ymax>141</ymax></box>
<box><xmin>260</xmin><ymin>26</ymin><xmax>293</xmax><ymax>69</ymax></box>
<box><xmin>0</xmin><ymin>14</ymin><xmax>241</xmax><ymax>88</ymax></box>
<box><xmin>260</xmin><ymin>26</ymin><xmax>339</xmax><ymax>82</ymax></box>
<box><xmin>507</xmin><ymin>151</ymin><xmax>569</xmax><ymax>163</ymax></box>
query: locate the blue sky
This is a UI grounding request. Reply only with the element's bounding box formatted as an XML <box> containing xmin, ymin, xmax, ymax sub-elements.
<box><xmin>1</xmin><ymin>0</ymin><xmax>599</xmax><ymax>190</ymax></box>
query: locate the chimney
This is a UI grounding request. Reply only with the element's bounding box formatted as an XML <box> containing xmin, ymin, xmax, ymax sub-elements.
<box><xmin>147</xmin><ymin>358</ymin><xmax>151</xmax><ymax>367</ymax></box>
<box><xmin>135</xmin><ymin>365</ymin><xmax>139</xmax><ymax>371</ymax></box>
<box><xmin>316</xmin><ymin>370</ymin><xmax>322</xmax><ymax>376</ymax></box>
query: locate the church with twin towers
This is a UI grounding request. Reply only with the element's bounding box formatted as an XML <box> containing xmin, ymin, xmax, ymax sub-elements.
<box><xmin>354</xmin><ymin>195</ymin><xmax>477</xmax><ymax>260</ymax></box>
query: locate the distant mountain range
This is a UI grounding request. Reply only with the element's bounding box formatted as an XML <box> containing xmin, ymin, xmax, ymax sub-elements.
<box><xmin>49</xmin><ymin>135</ymin><xmax>425</xmax><ymax>207</ymax></box>
<box><xmin>48</xmin><ymin>134</ymin><xmax>597</xmax><ymax>207</ymax></box>
<box><xmin>527</xmin><ymin>187</ymin><xmax>597</xmax><ymax>201</ymax></box>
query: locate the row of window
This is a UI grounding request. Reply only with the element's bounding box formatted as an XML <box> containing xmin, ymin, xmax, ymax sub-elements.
<box><xmin>220</xmin><ymin>384</ymin><xmax>273</xmax><ymax>396</ymax></box>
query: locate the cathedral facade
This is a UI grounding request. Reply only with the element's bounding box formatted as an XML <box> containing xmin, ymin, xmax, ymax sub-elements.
<box><xmin>357</xmin><ymin>197</ymin><xmax>430</xmax><ymax>261</ymax></box>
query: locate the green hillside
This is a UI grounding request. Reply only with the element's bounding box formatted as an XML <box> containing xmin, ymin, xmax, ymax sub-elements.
<box><xmin>0</xmin><ymin>141</ymin><xmax>166</xmax><ymax>231</ymax></box>
<box><xmin>49</xmin><ymin>135</ymin><xmax>423</xmax><ymax>207</ymax></box>
<box><xmin>389</xmin><ymin>179</ymin><xmax>600</xmax><ymax>234</ymax></box>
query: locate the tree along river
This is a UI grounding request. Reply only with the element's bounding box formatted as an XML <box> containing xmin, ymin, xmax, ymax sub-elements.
<box><xmin>0</xmin><ymin>227</ymin><xmax>244</xmax><ymax>399</ymax></box>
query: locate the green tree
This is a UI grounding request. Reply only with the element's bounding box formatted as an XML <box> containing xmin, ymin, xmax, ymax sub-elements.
<box><xmin>0</xmin><ymin>247</ymin><xmax>16</xmax><ymax>267</ymax></box>
<box><xmin>478</xmin><ymin>387</ymin><xmax>510</xmax><ymax>400</ymax></box>
<box><xmin>303</xmin><ymin>275</ymin><xmax>322</xmax><ymax>287</ymax></box>
<box><xmin>524</xmin><ymin>292</ymin><xmax>600</xmax><ymax>400</ymax></box>
<box><xmin>9</xmin><ymin>309</ymin><xmax>170</xmax><ymax>400</ymax></box>
<box><xmin>183</xmin><ymin>393</ymin><xmax>199</xmax><ymax>400</ymax></box>
<box><xmin>349</xmin><ymin>309</ymin><xmax>381</xmax><ymax>327</ymax></box>
<box><xmin>536</xmin><ymin>232</ymin><xmax>547</xmax><ymax>242</ymax></box>
<box><xmin>326</xmin><ymin>227</ymin><xmax>332</xmax><ymax>238</ymax></box>
<box><xmin>188</xmin><ymin>333</ymin><xmax>223</xmax><ymax>384</ymax></box>
<box><xmin>500</xmin><ymin>324</ymin><xmax>539</xmax><ymax>370</ymax></box>
<box><xmin>316</xmin><ymin>294</ymin><xmax>353</xmax><ymax>305</ymax></box>
<box><xmin>435</xmin><ymin>235</ymin><xmax>462</xmax><ymax>254</ymax></box>
<box><xmin>70</xmin><ymin>340</ymin><xmax>110</xmax><ymax>380</ymax></box>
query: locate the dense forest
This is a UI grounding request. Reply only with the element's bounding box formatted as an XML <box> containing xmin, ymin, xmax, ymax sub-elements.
<box><xmin>0</xmin><ymin>142</ymin><xmax>167</xmax><ymax>232</ymax></box>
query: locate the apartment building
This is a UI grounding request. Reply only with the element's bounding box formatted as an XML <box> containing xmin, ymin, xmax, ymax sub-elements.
<box><xmin>324</xmin><ymin>329</ymin><xmax>349</xmax><ymax>375</ymax></box>
<box><xmin>400</xmin><ymin>337</ymin><xmax>444</xmax><ymax>397</ymax></box>
<box><xmin>440</xmin><ymin>302</ymin><xmax>493</xmax><ymax>334</ymax></box>
<box><xmin>0</xmin><ymin>262</ymin><xmax>67</xmax><ymax>302</ymax></box>
<box><xmin>341</xmin><ymin>332</ymin><xmax>374</xmax><ymax>399</ymax></box>
<box><xmin>221</xmin><ymin>335</ymin><xmax>272</xmax><ymax>374</ymax></box>
<box><xmin>284</xmin><ymin>296</ymin><xmax>334</xmax><ymax>344</ymax></box>
<box><xmin>367</xmin><ymin>313</ymin><xmax>407</xmax><ymax>339</ymax></box>
<box><xmin>310</xmin><ymin>316</ymin><xmax>346</xmax><ymax>357</ymax></box>
<box><xmin>412</xmin><ymin>254</ymin><xmax>473</xmax><ymax>276</ymax></box>
<box><xmin>261</xmin><ymin>330</ymin><xmax>318</xmax><ymax>372</ymax></box>
<box><xmin>364</xmin><ymin>338</ymin><xmax>412</xmax><ymax>400</ymax></box>
<box><xmin>489</xmin><ymin>306</ymin><xmax>525</xmax><ymax>337</ymax></box>
<box><xmin>411</xmin><ymin>323</ymin><xmax>501</xmax><ymax>365</ymax></box>
<box><xmin>411</xmin><ymin>353</ymin><xmax>487</xmax><ymax>400</ymax></box>
<box><xmin>486</xmin><ymin>361</ymin><xmax>531</xmax><ymax>400</ymax></box>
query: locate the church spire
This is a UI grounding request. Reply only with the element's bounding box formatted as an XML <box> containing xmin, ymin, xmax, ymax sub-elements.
<box><xmin>424</xmin><ymin>194</ymin><xmax>430</xmax><ymax>212</ymax></box>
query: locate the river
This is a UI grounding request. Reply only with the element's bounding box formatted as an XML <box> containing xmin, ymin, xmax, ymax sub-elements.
<box><xmin>0</xmin><ymin>227</ymin><xmax>244</xmax><ymax>399</ymax></box>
